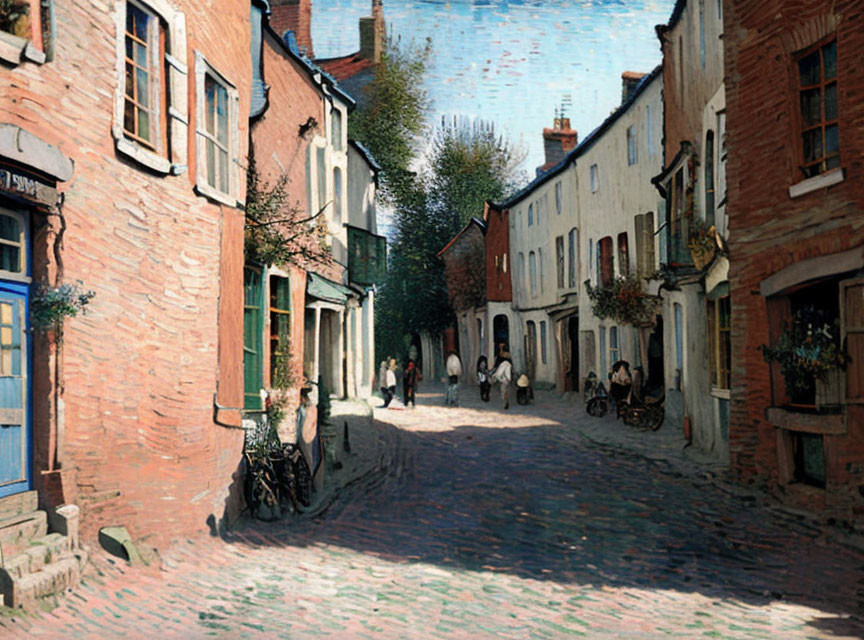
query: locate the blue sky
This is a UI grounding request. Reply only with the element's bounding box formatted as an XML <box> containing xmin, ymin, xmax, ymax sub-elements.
<box><xmin>312</xmin><ymin>0</ymin><xmax>676</xmax><ymax>175</ymax></box>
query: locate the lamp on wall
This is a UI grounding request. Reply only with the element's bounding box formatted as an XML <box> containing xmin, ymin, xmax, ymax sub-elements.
<box><xmin>299</xmin><ymin>116</ymin><xmax>318</xmax><ymax>138</ymax></box>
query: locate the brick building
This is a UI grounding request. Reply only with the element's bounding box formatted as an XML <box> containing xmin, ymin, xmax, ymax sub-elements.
<box><xmin>0</xmin><ymin>0</ymin><xmax>253</xmax><ymax>604</ymax></box>
<box><xmin>725</xmin><ymin>0</ymin><xmax>864</xmax><ymax>519</ymax></box>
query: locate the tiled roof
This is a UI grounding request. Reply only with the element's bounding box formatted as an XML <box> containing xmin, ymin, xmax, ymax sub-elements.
<box><xmin>317</xmin><ymin>54</ymin><xmax>374</xmax><ymax>82</ymax></box>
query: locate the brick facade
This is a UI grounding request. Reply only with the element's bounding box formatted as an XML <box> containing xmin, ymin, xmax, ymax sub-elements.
<box><xmin>0</xmin><ymin>0</ymin><xmax>252</xmax><ymax>548</ymax></box>
<box><xmin>725</xmin><ymin>0</ymin><xmax>864</xmax><ymax>519</ymax></box>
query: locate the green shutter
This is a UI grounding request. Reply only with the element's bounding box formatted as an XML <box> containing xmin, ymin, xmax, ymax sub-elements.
<box><xmin>347</xmin><ymin>227</ymin><xmax>387</xmax><ymax>286</ymax></box>
<box><xmin>243</xmin><ymin>267</ymin><xmax>264</xmax><ymax>410</ymax></box>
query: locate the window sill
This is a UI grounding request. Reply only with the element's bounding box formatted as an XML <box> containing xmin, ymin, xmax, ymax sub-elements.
<box><xmin>789</xmin><ymin>168</ymin><xmax>845</xmax><ymax>199</ymax></box>
<box><xmin>710</xmin><ymin>388</ymin><xmax>730</xmax><ymax>400</ymax></box>
<box><xmin>766</xmin><ymin>406</ymin><xmax>846</xmax><ymax>435</ymax></box>
<box><xmin>115</xmin><ymin>137</ymin><xmax>171</xmax><ymax>174</ymax></box>
<box><xmin>194</xmin><ymin>182</ymin><xmax>241</xmax><ymax>209</ymax></box>
<box><xmin>0</xmin><ymin>31</ymin><xmax>45</xmax><ymax>66</ymax></box>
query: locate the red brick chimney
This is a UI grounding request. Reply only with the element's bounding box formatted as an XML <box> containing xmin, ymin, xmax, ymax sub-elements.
<box><xmin>270</xmin><ymin>0</ymin><xmax>314</xmax><ymax>58</ymax></box>
<box><xmin>621</xmin><ymin>71</ymin><xmax>646</xmax><ymax>104</ymax></box>
<box><xmin>359</xmin><ymin>0</ymin><xmax>386</xmax><ymax>62</ymax></box>
<box><xmin>540</xmin><ymin>117</ymin><xmax>578</xmax><ymax>172</ymax></box>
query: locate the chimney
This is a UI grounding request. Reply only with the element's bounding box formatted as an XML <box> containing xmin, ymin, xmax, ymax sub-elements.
<box><xmin>359</xmin><ymin>0</ymin><xmax>386</xmax><ymax>62</ymax></box>
<box><xmin>540</xmin><ymin>117</ymin><xmax>578</xmax><ymax>172</ymax></box>
<box><xmin>270</xmin><ymin>0</ymin><xmax>314</xmax><ymax>57</ymax></box>
<box><xmin>621</xmin><ymin>71</ymin><xmax>646</xmax><ymax>104</ymax></box>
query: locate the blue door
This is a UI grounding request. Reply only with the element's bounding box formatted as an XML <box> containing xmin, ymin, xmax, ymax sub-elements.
<box><xmin>0</xmin><ymin>209</ymin><xmax>30</xmax><ymax>499</ymax></box>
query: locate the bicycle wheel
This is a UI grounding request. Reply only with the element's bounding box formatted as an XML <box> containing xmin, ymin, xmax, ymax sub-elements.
<box><xmin>649</xmin><ymin>406</ymin><xmax>665</xmax><ymax>431</ymax></box>
<box><xmin>588</xmin><ymin>397</ymin><xmax>608</xmax><ymax>417</ymax></box>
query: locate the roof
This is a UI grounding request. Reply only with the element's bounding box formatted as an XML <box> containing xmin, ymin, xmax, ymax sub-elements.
<box><xmin>306</xmin><ymin>272</ymin><xmax>353</xmax><ymax>304</ymax></box>
<box><xmin>493</xmin><ymin>65</ymin><xmax>662</xmax><ymax>210</ymax></box>
<box><xmin>656</xmin><ymin>0</ymin><xmax>687</xmax><ymax>38</ymax></box>
<box><xmin>317</xmin><ymin>54</ymin><xmax>375</xmax><ymax>82</ymax></box>
<box><xmin>436</xmin><ymin>218</ymin><xmax>487</xmax><ymax>259</ymax></box>
<box><xmin>348</xmin><ymin>139</ymin><xmax>381</xmax><ymax>173</ymax></box>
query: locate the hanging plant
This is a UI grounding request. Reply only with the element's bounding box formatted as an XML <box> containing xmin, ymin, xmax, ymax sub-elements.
<box><xmin>585</xmin><ymin>273</ymin><xmax>660</xmax><ymax>327</ymax></box>
<box><xmin>30</xmin><ymin>281</ymin><xmax>95</xmax><ymax>334</ymax></box>
<box><xmin>760</xmin><ymin>306</ymin><xmax>847</xmax><ymax>399</ymax></box>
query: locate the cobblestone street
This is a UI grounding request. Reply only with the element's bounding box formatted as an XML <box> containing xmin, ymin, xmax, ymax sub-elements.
<box><xmin>5</xmin><ymin>386</ymin><xmax>864</xmax><ymax>639</ymax></box>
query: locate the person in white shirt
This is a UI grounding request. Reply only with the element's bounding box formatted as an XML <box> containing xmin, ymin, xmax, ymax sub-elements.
<box><xmin>492</xmin><ymin>351</ymin><xmax>513</xmax><ymax>410</ymax></box>
<box><xmin>383</xmin><ymin>358</ymin><xmax>397</xmax><ymax>408</ymax></box>
<box><xmin>445</xmin><ymin>352</ymin><xmax>462</xmax><ymax>406</ymax></box>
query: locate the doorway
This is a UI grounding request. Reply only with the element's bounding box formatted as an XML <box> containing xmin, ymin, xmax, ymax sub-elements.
<box><xmin>647</xmin><ymin>314</ymin><xmax>665</xmax><ymax>393</ymax></box>
<box><xmin>567</xmin><ymin>316</ymin><xmax>579</xmax><ymax>391</ymax></box>
<box><xmin>525</xmin><ymin>320</ymin><xmax>537</xmax><ymax>380</ymax></box>
<box><xmin>0</xmin><ymin>208</ymin><xmax>31</xmax><ymax>498</ymax></box>
<box><xmin>493</xmin><ymin>314</ymin><xmax>509</xmax><ymax>358</ymax></box>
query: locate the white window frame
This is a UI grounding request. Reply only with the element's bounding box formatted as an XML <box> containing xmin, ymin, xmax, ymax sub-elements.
<box><xmin>194</xmin><ymin>51</ymin><xmax>240</xmax><ymax>206</ymax></box>
<box><xmin>0</xmin><ymin>208</ymin><xmax>30</xmax><ymax>284</ymax></box>
<box><xmin>112</xmin><ymin>0</ymin><xmax>188</xmax><ymax>174</ymax></box>
<box><xmin>590</xmin><ymin>164</ymin><xmax>599</xmax><ymax>192</ymax></box>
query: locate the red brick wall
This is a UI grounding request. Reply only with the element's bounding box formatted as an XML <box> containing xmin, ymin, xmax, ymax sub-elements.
<box><xmin>725</xmin><ymin>0</ymin><xmax>864</xmax><ymax>517</ymax></box>
<box><xmin>270</xmin><ymin>0</ymin><xmax>313</xmax><ymax>57</ymax></box>
<box><xmin>485</xmin><ymin>205</ymin><xmax>512</xmax><ymax>302</ymax></box>
<box><xmin>252</xmin><ymin>29</ymin><xmax>325</xmax><ymax>397</ymax></box>
<box><xmin>441</xmin><ymin>225</ymin><xmax>486</xmax><ymax>313</ymax></box>
<box><xmin>0</xmin><ymin>0</ymin><xmax>252</xmax><ymax>547</ymax></box>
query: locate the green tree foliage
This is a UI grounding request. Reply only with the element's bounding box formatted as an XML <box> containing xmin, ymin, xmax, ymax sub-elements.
<box><xmin>348</xmin><ymin>36</ymin><xmax>431</xmax><ymax>206</ymax></box>
<box><xmin>350</xmin><ymin>39</ymin><xmax>525</xmax><ymax>363</ymax></box>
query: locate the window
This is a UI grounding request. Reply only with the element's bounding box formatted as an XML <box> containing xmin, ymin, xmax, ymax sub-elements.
<box><xmin>708</xmin><ymin>294</ymin><xmax>731</xmax><ymax>390</ymax></box>
<box><xmin>540</xmin><ymin>321</ymin><xmax>547</xmax><ymax>364</ymax></box>
<box><xmin>529</xmin><ymin>251</ymin><xmax>537</xmax><ymax>297</ymax></box>
<box><xmin>333</xmin><ymin>167</ymin><xmax>343</xmax><ymax>223</ymax></box>
<box><xmin>195</xmin><ymin>53</ymin><xmax>239</xmax><ymax>204</ymax></box>
<box><xmin>627</xmin><ymin>125</ymin><xmax>637</xmax><ymax>165</ymax></box>
<box><xmin>527</xmin><ymin>204</ymin><xmax>533</xmax><ymax>226</ymax></box>
<box><xmin>316</xmin><ymin>147</ymin><xmax>327</xmax><ymax>213</ymax></box>
<box><xmin>331</xmin><ymin>108</ymin><xmax>343</xmax><ymax>151</ymax></box>
<box><xmin>609</xmin><ymin>325</ymin><xmax>619</xmax><ymax>365</ymax></box>
<box><xmin>244</xmin><ymin>267</ymin><xmax>263</xmax><ymax>410</ymax></box>
<box><xmin>791</xmin><ymin>432</ymin><xmax>826</xmax><ymax>487</ymax></box>
<box><xmin>568</xmin><ymin>227</ymin><xmax>578</xmax><ymax>289</ymax></box>
<box><xmin>555</xmin><ymin>182</ymin><xmax>562</xmax><ymax>214</ymax></box>
<box><xmin>518</xmin><ymin>252</ymin><xmax>526</xmax><ymax>300</ymax></box>
<box><xmin>704</xmin><ymin>130</ymin><xmax>715</xmax><ymax>226</ymax></box>
<box><xmin>0</xmin><ymin>212</ymin><xmax>26</xmax><ymax>276</ymax></box>
<box><xmin>617</xmin><ymin>232</ymin><xmax>629</xmax><ymax>276</ymax></box>
<box><xmin>535</xmin><ymin>199</ymin><xmax>541</xmax><ymax>227</ymax></box>
<box><xmin>590</xmin><ymin>164</ymin><xmax>599</xmax><ymax>192</ymax></box>
<box><xmin>123</xmin><ymin>3</ymin><xmax>158</xmax><ymax>147</ymax></box>
<box><xmin>797</xmin><ymin>38</ymin><xmax>839</xmax><ymax>178</ymax></box>
<box><xmin>503</xmin><ymin>253</ymin><xmax>507</xmax><ymax>273</ymax></box>
<box><xmin>538</xmin><ymin>248</ymin><xmax>544</xmax><ymax>293</ymax></box>
<box><xmin>269</xmin><ymin>276</ymin><xmax>291</xmax><ymax>387</ymax></box>
<box><xmin>674</xmin><ymin>303</ymin><xmax>683</xmax><ymax>372</ymax></box>
<box><xmin>588</xmin><ymin>238</ymin><xmax>594</xmax><ymax>284</ymax></box>
<box><xmin>599</xmin><ymin>326</ymin><xmax>607</xmax><ymax>375</ymax></box>
<box><xmin>114</xmin><ymin>0</ymin><xmax>187</xmax><ymax>173</ymax></box>
<box><xmin>595</xmin><ymin>239</ymin><xmax>602</xmax><ymax>286</ymax></box>
<box><xmin>0</xmin><ymin>0</ymin><xmax>47</xmax><ymax>63</ymax></box>
<box><xmin>599</xmin><ymin>236</ymin><xmax>614</xmax><ymax>286</ymax></box>
<box><xmin>646</xmin><ymin>104</ymin><xmax>654</xmax><ymax>157</ymax></box>
<box><xmin>634</xmin><ymin>212</ymin><xmax>656</xmax><ymax>276</ymax></box>
<box><xmin>699</xmin><ymin>0</ymin><xmax>706</xmax><ymax>70</ymax></box>
<box><xmin>556</xmin><ymin>236</ymin><xmax>565</xmax><ymax>289</ymax></box>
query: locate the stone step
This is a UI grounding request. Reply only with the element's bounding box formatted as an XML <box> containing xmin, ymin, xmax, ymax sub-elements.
<box><xmin>1</xmin><ymin>549</ymin><xmax>88</xmax><ymax>609</ymax></box>
<box><xmin>1</xmin><ymin>533</ymin><xmax>73</xmax><ymax>580</ymax></box>
<box><xmin>0</xmin><ymin>510</ymin><xmax>48</xmax><ymax>558</ymax></box>
<box><xmin>0</xmin><ymin>491</ymin><xmax>38</xmax><ymax>521</ymax></box>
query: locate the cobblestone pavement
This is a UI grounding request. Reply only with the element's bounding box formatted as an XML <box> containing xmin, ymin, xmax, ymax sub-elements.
<box><xmin>5</xmin><ymin>386</ymin><xmax>864</xmax><ymax>639</ymax></box>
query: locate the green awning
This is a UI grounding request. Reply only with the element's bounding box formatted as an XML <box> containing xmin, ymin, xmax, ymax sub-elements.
<box><xmin>306</xmin><ymin>272</ymin><xmax>352</xmax><ymax>304</ymax></box>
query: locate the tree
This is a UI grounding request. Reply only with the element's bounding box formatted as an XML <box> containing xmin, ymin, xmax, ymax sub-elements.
<box><xmin>348</xmin><ymin>36</ymin><xmax>431</xmax><ymax>206</ymax></box>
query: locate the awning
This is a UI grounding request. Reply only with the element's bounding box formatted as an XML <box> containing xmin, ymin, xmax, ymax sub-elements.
<box><xmin>306</xmin><ymin>272</ymin><xmax>353</xmax><ymax>304</ymax></box>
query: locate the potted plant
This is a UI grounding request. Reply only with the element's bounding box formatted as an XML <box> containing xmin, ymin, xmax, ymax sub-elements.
<box><xmin>688</xmin><ymin>222</ymin><xmax>717</xmax><ymax>271</ymax></box>
<box><xmin>585</xmin><ymin>273</ymin><xmax>660</xmax><ymax>328</ymax></box>
<box><xmin>0</xmin><ymin>0</ymin><xmax>30</xmax><ymax>39</ymax></box>
<box><xmin>760</xmin><ymin>306</ymin><xmax>847</xmax><ymax>409</ymax></box>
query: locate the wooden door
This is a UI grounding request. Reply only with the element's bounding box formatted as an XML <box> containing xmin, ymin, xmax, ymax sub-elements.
<box><xmin>0</xmin><ymin>287</ymin><xmax>29</xmax><ymax>498</ymax></box>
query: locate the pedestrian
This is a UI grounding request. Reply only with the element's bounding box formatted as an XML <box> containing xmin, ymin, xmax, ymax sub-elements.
<box><xmin>404</xmin><ymin>359</ymin><xmax>419</xmax><ymax>408</ymax></box>
<box><xmin>378</xmin><ymin>359</ymin><xmax>389</xmax><ymax>401</ymax></box>
<box><xmin>445</xmin><ymin>351</ymin><xmax>462</xmax><ymax>406</ymax></box>
<box><xmin>382</xmin><ymin>358</ymin><xmax>397</xmax><ymax>408</ymax></box>
<box><xmin>491</xmin><ymin>350</ymin><xmax>513</xmax><ymax>410</ymax></box>
<box><xmin>476</xmin><ymin>355</ymin><xmax>491</xmax><ymax>402</ymax></box>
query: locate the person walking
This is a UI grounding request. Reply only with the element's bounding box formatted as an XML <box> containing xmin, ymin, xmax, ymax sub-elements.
<box><xmin>445</xmin><ymin>351</ymin><xmax>463</xmax><ymax>406</ymax></box>
<box><xmin>476</xmin><ymin>355</ymin><xmax>491</xmax><ymax>402</ymax></box>
<box><xmin>492</xmin><ymin>350</ymin><xmax>513</xmax><ymax>410</ymax></box>
<box><xmin>404</xmin><ymin>359</ymin><xmax>419</xmax><ymax>408</ymax></box>
<box><xmin>383</xmin><ymin>358</ymin><xmax>397</xmax><ymax>408</ymax></box>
